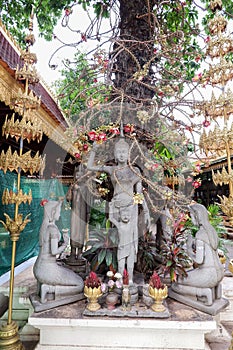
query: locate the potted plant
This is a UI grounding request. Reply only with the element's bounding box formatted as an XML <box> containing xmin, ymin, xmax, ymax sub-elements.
<box><xmin>135</xmin><ymin>233</ymin><xmax>158</xmax><ymax>281</ymax></box>
<box><xmin>104</xmin><ymin>270</ymin><xmax>122</xmax><ymax>310</ymax></box>
<box><xmin>158</xmin><ymin>212</ymin><xmax>192</xmax><ymax>282</ymax></box>
<box><xmin>83</xmin><ymin>218</ymin><xmax>118</xmax><ymax>273</ymax></box>
<box><xmin>148</xmin><ymin>271</ymin><xmax>168</xmax><ymax>312</ymax></box>
<box><xmin>83</xmin><ymin>271</ymin><xmax>103</xmax><ymax>311</ymax></box>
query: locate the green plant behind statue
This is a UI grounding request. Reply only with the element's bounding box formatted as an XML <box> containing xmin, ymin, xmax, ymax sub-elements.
<box><xmin>83</xmin><ymin>218</ymin><xmax>118</xmax><ymax>273</ymax></box>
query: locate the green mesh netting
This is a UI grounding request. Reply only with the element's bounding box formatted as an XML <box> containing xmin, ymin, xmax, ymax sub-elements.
<box><xmin>0</xmin><ymin>170</ymin><xmax>71</xmax><ymax>276</ymax></box>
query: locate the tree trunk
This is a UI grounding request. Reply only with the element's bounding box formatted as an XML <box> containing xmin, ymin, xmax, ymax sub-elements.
<box><xmin>111</xmin><ymin>0</ymin><xmax>157</xmax><ymax>103</ymax></box>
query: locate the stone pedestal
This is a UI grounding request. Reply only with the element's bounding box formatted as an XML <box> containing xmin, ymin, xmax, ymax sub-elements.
<box><xmin>28</xmin><ymin>298</ymin><xmax>216</xmax><ymax>350</ymax></box>
<box><xmin>220</xmin><ymin>276</ymin><xmax>233</xmax><ymax>322</ymax></box>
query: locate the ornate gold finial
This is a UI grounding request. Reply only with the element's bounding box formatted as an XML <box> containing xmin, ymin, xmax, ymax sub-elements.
<box><xmin>10</xmin><ymin>90</ymin><xmax>41</xmax><ymax>114</ymax></box>
<box><xmin>0</xmin><ymin>147</ymin><xmax>44</xmax><ymax>174</ymax></box>
<box><xmin>198</xmin><ymin>2</ymin><xmax>233</xmax><ymax>226</ymax></box>
<box><xmin>2</xmin><ymin>114</ymin><xmax>43</xmax><ymax>142</ymax></box>
<box><xmin>208</xmin><ymin>14</ymin><xmax>227</xmax><ymax>35</ymax></box>
<box><xmin>2</xmin><ymin>188</ymin><xmax>32</xmax><ymax>205</ymax></box>
<box><xmin>0</xmin><ymin>6</ymin><xmax>42</xmax><ymax>350</ymax></box>
<box><xmin>210</xmin><ymin>0</ymin><xmax>222</xmax><ymax>12</ymax></box>
<box><xmin>11</xmin><ymin>5</ymin><xmax>40</xmax><ymax>112</ymax></box>
<box><xmin>0</xmin><ymin>213</ymin><xmax>31</xmax><ymax>241</ymax></box>
<box><xmin>25</xmin><ymin>6</ymin><xmax>35</xmax><ymax>46</ymax></box>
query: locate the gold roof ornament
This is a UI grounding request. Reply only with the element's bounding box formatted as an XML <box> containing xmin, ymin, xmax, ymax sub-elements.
<box><xmin>206</xmin><ymin>34</ymin><xmax>233</xmax><ymax>58</ymax></box>
<box><xmin>2</xmin><ymin>188</ymin><xmax>32</xmax><ymax>205</ymax></box>
<box><xmin>197</xmin><ymin>1</ymin><xmax>233</xmax><ymax>224</ymax></box>
<box><xmin>10</xmin><ymin>89</ymin><xmax>41</xmax><ymax>114</ymax></box>
<box><xmin>210</xmin><ymin>0</ymin><xmax>222</xmax><ymax>12</ymax></box>
<box><xmin>163</xmin><ymin>175</ymin><xmax>185</xmax><ymax>187</ymax></box>
<box><xmin>204</xmin><ymin>58</ymin><xmax>233</xmax><ymax>85</ymax></box>
<box><xmin>208</xmin><ymin>14</ymin><xmax>227</xmax><ymax>35</ymax></box>
<box><xmin>217</xmin><ymin>195</ymin><xmax>233</xmax><ymax>226</ymax></box>
<box><xmin>11</xmin><ymin>6</ymin><xmax>40</xmax><ymax>112</ymax></box>
<box><xmin>0</xmin><ymin>147</ymin><xmax>44</xmax><ymax>174</ymax></box>
<box><xmin>212</xmin><ymin>167</ymin><xmax>233</xmax><ymax>186</ymax></box>
<box><xmin>197</xmin><ymin>89</ymin><xmax>233</xmax><ymax>119</ymax></box>
<box><xmin>2</xmin><ymin>113</ymin><xmax>43</xmax><ymax>142</ymax></box>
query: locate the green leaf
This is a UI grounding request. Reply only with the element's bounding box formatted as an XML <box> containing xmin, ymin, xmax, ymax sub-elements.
<box><xmin>166</xmin><ymin>260</ymin><xmax>173</xmax><ymax>267</ymax></box>
<box><xmin>106</xmin><ymin>218</ymin><xmax>111</xmax><ymax>230</ymax></box>
<box><xmin>98</xmin><ymin>249</ymin><xmax>107</xmax><ymax>265</ymax></box>
<box><xmin>105</xmin><ymin>250</ymin><xmax>113</xmax><ymax>267</ymax></box>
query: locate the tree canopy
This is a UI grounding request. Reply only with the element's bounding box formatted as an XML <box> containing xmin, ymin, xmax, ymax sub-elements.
<box><xmin>2</xmin><ymin>0</ymin><xmax>233</xmax><ymax>209</ymax></box>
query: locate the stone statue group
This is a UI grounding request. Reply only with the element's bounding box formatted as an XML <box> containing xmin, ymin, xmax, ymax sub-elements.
<box><xmin>32</xmin><ymin>133</ymin><xmax>228</xmax><ymax>315</ymax></box>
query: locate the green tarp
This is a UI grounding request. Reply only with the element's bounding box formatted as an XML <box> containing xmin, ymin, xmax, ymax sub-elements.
<box><xmin>0</xmin><ymin>170</ymin><xmax>70</xmax><ymax>276</ymax></box>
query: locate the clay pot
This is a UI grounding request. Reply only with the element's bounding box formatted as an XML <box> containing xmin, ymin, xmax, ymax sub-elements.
<box><xmin>105</xmin><ymin>292</ymin><xmax>118</xmax><ymax>310</ymax></box>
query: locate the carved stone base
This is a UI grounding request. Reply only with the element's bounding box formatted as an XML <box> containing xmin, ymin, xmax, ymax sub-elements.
<box><xmin>29</xmin><ymin>298</ymin><xmax>215</xmax><ymax>350</ymax></box>
<box><xmin>30</xmin><ymin>292</ymin><xmax>84</xmax><ymax>313</ymax></box>
<box><xmin>83</xmin><ymin>301</ymin><xmax>170</xmax><ymax>318</ymax></box>
<box><xmin>168</xmin><ymin>289</ymin><xmax>229</xmax><ymax>315</ymax></box>
<box><xmin>63</xmin><ymin>256</ymin><xmax>88</xmax><ymax>274</ymax></box>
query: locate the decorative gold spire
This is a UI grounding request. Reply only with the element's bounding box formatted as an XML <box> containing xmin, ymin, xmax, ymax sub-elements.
<box><xmin>0</xmin><ymin>8</ymin><xmax>44</xmax><ymax>349</ymax></box>
<box><xmin>197</xmin><ymin>1</ymin><xmax>233</xmax><ymax>224</ymax></box>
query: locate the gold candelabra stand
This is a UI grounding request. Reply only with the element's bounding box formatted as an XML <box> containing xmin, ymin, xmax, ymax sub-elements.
<box><xmin>0</xmin><ymin>8</ymin><xmax>43</xmax><ymax>350</ymax></box>
<box><xmin>196</xmin><ymin>0</ymin><xmax>233</xmax><ymax>225</ymax></box>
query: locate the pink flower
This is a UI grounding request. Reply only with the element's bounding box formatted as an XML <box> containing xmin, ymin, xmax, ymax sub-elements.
<box><xmin>110</xmin><ymin>127</ymin><xmax>120</xmax><ymax>135</ymax></box>
<box><xmin>74</xmin><ymin>152</ymin><xmax>81</xmax><ymax>159</ymax></box>
<box><xmin>101</xmin><ymin>283</ymin><xmax>107</xmax><ymax>293</ymax></box>
<box><xmin>186</xmin><ymin>176</ymin><xmax>193</xmax><ymax>183</ymax></box>
<box><xmin>151</xmin><ymin>163</ymin><xmax>159</xmax><ymax>171</ymax></box>
<box><xmin>65</xmin><ymin>8</ymin><xmax>72</xmax><ymax>16</ymax></box>
<box><xmin>108</xmin><ymin>280</ymin><xmax>115</xmax><ymax>289</ymax></box>
<box><xmin>81</xmin><ymin>33</ymin><xmax>87</xmax><ymax>42</ymax></box>
<box><xmin>88</xmin><ymin>130</ymin><xmax>97</xmax><ymax>141</ymax></box>
<box><xmin>192</xmin><ymin>179</ymin><xmax>202</xmax><ymax>188</ymax></box>
<box><xmin>192</xmin><ymin>73</ymin><xmax>202</xmax><ymax>82</ymax></box>
<box><xmin>204</xmin><ymin>36</ymin><xmax>210</xmax><ymax>43</ymax></box>
<box><xmin>203</xmin><ymin>120</ymin><xmax>211</xmax><ymax>127</ymax></box>
<box><xmin>97</xmin><ymin>132</ymin><xmax>107</xmax><ymax>142</ymax></box>
<box><xmin>40</xmin><ymin>199</ymin><xmax>48</xmax><ymax>207</ymax></box>
<box><xmin>115</xmin><ymin>280</ymin><xmax>122</xmax><ymax>288</ymax></box>
<box><xmin>83</xmin><ymin>144</ymin><xmax>89</xmax><ymax>151</ymax></box>
<box><xmin>103</xmin><ymin>60</ymin><xmax>109</xmax><ymax>69</ymax></box>
<box><xmin>124</xmin><ymin>124</ymin><xmax>134</xmax><ymax>133</ymax></box>
<box><xmin>195</xmin><ymin>163</ymin><xmax>201</xmax><ymax>172</ymax></box>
